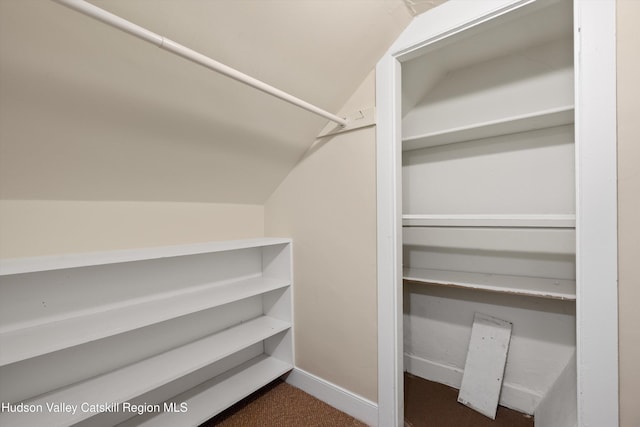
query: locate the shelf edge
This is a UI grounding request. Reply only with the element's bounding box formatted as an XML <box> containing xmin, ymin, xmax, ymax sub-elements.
<box><xmin>402</xmin><ymin>105</ymin><xmax>575</xmax><ymax>151</ymax></box>
<box><xmin>403</xmin><ymin>268</ymin><xmax>576</xmax><ymax>301</ymax></box>
<box><xmin>0</xmin><ymin>238</ymin><xmax>292</xmax><ymax>276</ymax></box>
<box><xmin>402</xmin><ymin>214</ymin><xmax>576</xmax><ymax>228</ymax></box>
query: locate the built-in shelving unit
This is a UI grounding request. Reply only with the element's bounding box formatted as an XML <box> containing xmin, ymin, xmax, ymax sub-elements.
<box><xmin>400</xmin><ymin>0</ymin><xmax>578</xmax><ymax>422</ymax></box>
<box><xmin>0</xmin><ymin>238</ymin><xmax>293</xmax><ymax>427</ymax></box>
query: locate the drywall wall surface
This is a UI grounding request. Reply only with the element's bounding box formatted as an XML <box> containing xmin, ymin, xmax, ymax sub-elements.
<box><xmin>0</xmin><ymin>200</ymin><xmax>263</xmax><ymax>258</ymax></box>
<box><xmin>617</xmin><ymin>1</ymin><xmax>640</xmax><ymax>426</ymax></box>
<box><xmin>265</xmin><ymin>71</ymin><xmax>378</xmax><ymax>402</ymax></box>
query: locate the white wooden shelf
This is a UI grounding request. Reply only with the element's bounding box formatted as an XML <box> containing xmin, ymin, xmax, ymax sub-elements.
<box><xmin>0</xmin><ymin>238</ymin><xmax>291</xmax><ymax>276</ymax></box>
<box><xmin>0</xmin><ymin>276</ymin><xmax>290</xmax><ymax>367</ymax></box>
<box><xmin>402</xmin><ymin>105</ymin><xmax>574</xmax><ymax>151</ymax></box>
<box><xmin>402</xmin><ymin>214</ymin><xmax>576</xmax><ymax>228</ymax></box>
<box><xmin>120</xmin><ymin>355</ymin><xmax>292</xmax><ymax>426</ymax></box>
<box><xmin>0</xmin><ymin>316</ymin><xmax>290</xmax><ymax>427</ymax></box>
<box><xmin>403</xmin><ymin>267</ymin><xmax>576</xmax><ymax>300</ymax></box>
<box><xmin>0</xmin><ymin>238</ymin><xmax>293</xmax><ymax>426</ymax></box>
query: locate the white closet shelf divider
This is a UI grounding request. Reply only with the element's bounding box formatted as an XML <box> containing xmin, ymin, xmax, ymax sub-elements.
<box><xmin>402</xmin><ymin>214</ymin><xmax>576</xmax><ymax>228</ymax></box>
<box><xmin>402</xmin><ymin>105</ymin><xmax>574</xmax><ymax>151</ymax></box>
<box><xmin>120</xmin><ymin>355</ymin><xmax>292</xmax><ymax>427</ymax></box>
<box><xmin>404</xmin><ymin>267</ymin><xmax>576</xmax><ymax>300</ymax></box>
<box><xmin>0</xmin><ymin>276</ymin><xmax>290</xmax><ymax>367</ymax></box>
<box><xmin>0</xmin><ymin>316</ymin><xmax>291</xmax><ymax>427</ymax></box>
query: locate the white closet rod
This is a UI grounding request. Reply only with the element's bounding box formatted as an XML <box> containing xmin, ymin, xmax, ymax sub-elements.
<box><xmin>52</xmin><ymin>0</ymin><xmax>348</xmax><ymax>127</ymax></box>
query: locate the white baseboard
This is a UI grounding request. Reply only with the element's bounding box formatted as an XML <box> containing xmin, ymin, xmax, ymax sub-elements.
<box><xmin>285</xmin><ymin>368</ymin><xmax>378</xmax><ymax>426</ymax></box>
<box><xmin>404</xmin><ymin>353</ymin><xmax>541</xmax><ymax>415</ymax></box>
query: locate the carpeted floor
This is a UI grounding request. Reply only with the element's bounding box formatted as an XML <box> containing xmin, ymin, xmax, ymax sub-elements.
<box><xmin>200</xmin><ymin>374</ymin><xmax>534</xmax><ymax>427</ymax></box>
<box><xmin>404</xmin><ymin>373</ymin><xmax>534</xmax><ymax>427</ymax></box>
<box><xmin>200</xmin><ymin>379</ymin><xmax>366</xmax><ymax>426</ymax></box>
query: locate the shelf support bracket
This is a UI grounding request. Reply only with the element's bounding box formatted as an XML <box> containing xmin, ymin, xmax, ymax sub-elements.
<box><xmin>316</xmin><ymin>107</ymin><xmax>376</xmax><ymax>138</ymax></box>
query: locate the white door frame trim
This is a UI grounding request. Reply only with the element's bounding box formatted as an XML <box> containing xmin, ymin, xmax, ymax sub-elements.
<box><xmin>375</xmin><ymin>1</ymin><xmax>618</xmax><ymax>426</ymax></box>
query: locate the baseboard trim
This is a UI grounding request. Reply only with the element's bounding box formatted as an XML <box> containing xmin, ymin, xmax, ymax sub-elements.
<box><xmin>285</xmin><ymin>368</ymin><xmax>378</xmax><ymax>426</ymax></box>
<box><xmin>404</xmin><ymin>353</ymin><xmax>541</xmax><ymax>415</ymax></box>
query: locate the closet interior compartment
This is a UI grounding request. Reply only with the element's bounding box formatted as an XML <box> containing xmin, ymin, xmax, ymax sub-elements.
<box><xmin>401</xmin><ymin>0</ymin><xmax>577</xmax><ymax>424</ymax></box>
<box><xmin>0</xmin><ymin>238</ymin><xmax>293</xmax><ymax>427</ymax></box>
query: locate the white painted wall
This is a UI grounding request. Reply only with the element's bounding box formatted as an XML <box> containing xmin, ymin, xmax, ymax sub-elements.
<box><xmin>402</xmin><ymin>126</ymin><xmax>575</xmax><ymax>215</ymax></box>
<box><xmin>0</xmin><ymin>200</ymin><xmax>263</xmax><ymax>258</ymax></box>
<box><xmin>264</xmin><ymin>71</ymin><xmax>378</xmax><ymax>402</ymax></box>
<box><xmin>617</xmin><ymin>1</ymin><xmax>640</xmax><ymax>426</ymax></box>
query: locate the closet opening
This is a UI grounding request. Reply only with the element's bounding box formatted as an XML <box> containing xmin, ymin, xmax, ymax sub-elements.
<box><xmin>398</xmin><ymin>0</ymin><xmax>577</xmax><ymax>425</ymax></box>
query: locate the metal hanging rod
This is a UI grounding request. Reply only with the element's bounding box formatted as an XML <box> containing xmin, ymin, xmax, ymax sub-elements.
<box><xmin>52</xmin><ymin>0</ymin><xmax>348</xmax><ymax>127</ymax></box>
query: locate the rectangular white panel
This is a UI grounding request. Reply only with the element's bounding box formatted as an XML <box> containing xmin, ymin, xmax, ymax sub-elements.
<box><xmin>457</xmin><ymin>312</ymin><xmax>512</xmax><ymax>419</ymax></box>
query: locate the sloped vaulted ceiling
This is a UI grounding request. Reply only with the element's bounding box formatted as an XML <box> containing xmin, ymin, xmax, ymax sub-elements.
<box><xmin>0</xmin><ymin>0</ymin><xmax>419</xmax><ymax>204</ymax></box>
